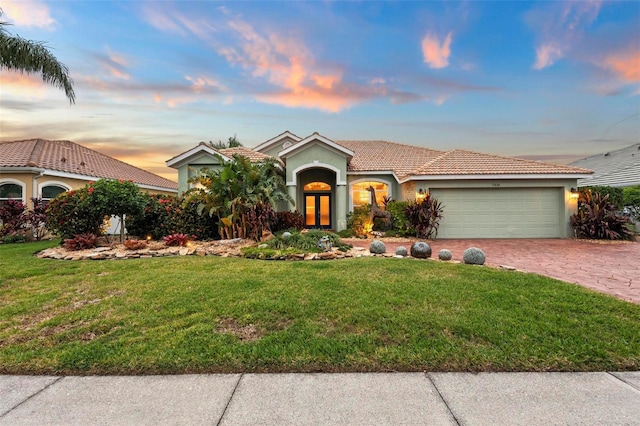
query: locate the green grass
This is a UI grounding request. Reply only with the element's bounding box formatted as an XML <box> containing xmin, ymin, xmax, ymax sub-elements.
<box><xmin>1</xmin><ymin>240</ymin><xmax>639</xmax><ymax>375</ymax></box>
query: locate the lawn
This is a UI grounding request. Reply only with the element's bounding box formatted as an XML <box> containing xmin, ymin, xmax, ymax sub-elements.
<box><xmin>1</xmin><ymin>240</ymin><xmax>639</xmax><ymax>375</ymax></box>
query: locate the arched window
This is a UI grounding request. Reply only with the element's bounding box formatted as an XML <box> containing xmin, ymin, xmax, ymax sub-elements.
<box><xmin>41</xmin><ymin>184</ymin><xmax>68</xmax><ymax>204</ymax></box>
<box><xmin>0</xmin><ymin>182</ymin><xmax>24</xmax><ymax>207</ymax></box>
<box><xmin>303</xmin><ymin>181</ymin><xmax>331</xmax><ymax>191</ymax></box>
<box><xmin>351</xmin><ymin>181</ymin><xmax>389</xmax><ymax>209</ymax></box>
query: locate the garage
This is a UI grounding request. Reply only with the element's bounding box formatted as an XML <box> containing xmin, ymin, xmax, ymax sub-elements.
<box><xmin>430</xmin><ymin>187</ymin><xmax>564</xmax><ymax>238</ymax></box>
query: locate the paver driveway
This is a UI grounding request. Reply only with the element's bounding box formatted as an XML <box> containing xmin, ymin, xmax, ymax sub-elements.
<box><xmin>346</xmin><ymin>238</ymin><xmax>640</xmax><ymax>304</ymax></box>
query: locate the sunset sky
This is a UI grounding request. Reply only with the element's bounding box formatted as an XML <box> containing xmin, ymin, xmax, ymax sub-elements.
<box><xmin>1</xmin><ymin>0</ymin><xmax>638</xmax><ymax>181</ymax></box>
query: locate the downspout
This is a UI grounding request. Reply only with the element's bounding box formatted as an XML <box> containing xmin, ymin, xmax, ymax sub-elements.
<box><xmin>31</xmin><ymin>169</ymin><xmax>45</xmax><ymax>209</ymax></box>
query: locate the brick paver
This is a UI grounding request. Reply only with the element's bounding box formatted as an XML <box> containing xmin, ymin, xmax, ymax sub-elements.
<box><xmin>345</xmin><ymin>238</ymin><xmax>640</xmax><ymax>304</ymax></box>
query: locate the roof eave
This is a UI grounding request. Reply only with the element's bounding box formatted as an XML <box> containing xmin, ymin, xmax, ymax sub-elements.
<box><xmin>166</xmin><ymin>145</ymin><xmax>231</xmax><ymax>169</ymax></box>
<box><xmin>401</xmin><ymin>173</ymin><xmax>594</xmax><ymax>183</ymax></box>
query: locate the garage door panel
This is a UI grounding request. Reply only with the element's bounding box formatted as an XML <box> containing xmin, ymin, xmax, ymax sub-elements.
<box><xmin>431</xmin><ymin>188</ymin><xmax>562</xmax><ymax>238</ymax></box>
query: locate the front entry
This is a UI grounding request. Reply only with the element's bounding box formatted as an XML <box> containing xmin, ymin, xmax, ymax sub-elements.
<box><xmin>305</xmin><ymin>194</ymin><xmax>331</xmax><ymax>228</ymax></box>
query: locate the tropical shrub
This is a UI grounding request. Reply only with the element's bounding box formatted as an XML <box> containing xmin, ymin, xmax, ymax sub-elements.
<box><xmin>25</xmin><ymin>198</ymin><xmax>49</xmax><ymax>241</ymax></box>
<box><xmin>86</xmin><ymin>179</ymin><xmax>147</xmax><ymax>243</ymax></box>
<box><xmin>271</xmin><ymin>210</ymin><xmax>305</xmax><ymax>232</ymax></box>
<box><xmin>346</xmin><ymin>205</ymin><xmax>370</xmax><ymax>236</ymax></box>
<box><xmin>266</xmin><ymin>230</ymin><xmax>351</xmax><ymax>252</ymax></box>
<box><xmin>188</xmin><ymin>154</ymin><xmax>292</xmax><ymax>241</ymax></box>
<box><xmin>0</xmin><ymin>199</ymin><xmax>27</xmax><ymax>237</ymax></box>
<box><xmin>570</xmin><ymin>189</ymin><xmax>633</xmax><ymax>240</ymax></box>
<box><xmin>583</xmin><ymin>186</ymin><xmax>624</xmax><ymax>209</ymax></box>
<box><xmin>404</xmin><ymin>195</ymin><xmax>444</xmax><ymax>239</ymax></box>
<box><xmin>125</xmin><ymin>194</ymin><xmax>178</xmax><ymax>239</ymax></box>
<box><xmin>63</xmin><ymin>233</ymin><xmax>98</xmax><ymax>251</ymax></box>
<box><xmin>47</xmin><ymin>189</ymin><xmax>105</xmax><ymax>240</ymax></box>
<box><xmin>163</xmin><ymin>233</ymin><xmax>193</xmax><ymax>247</ymax></box>
<box><xmin>385</xmin><ymin>201</ymin><xmax>414</xmax><ymax>237</ymax></box>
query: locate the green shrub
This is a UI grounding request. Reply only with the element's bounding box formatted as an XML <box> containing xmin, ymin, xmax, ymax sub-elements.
<box><xmin>46</xmin><ymin>189</ymin><xmax>105</xmax><ymax>240</ymax></box>
<box><xmin>126</xmin><ymin>194</ymin><xmax>219</xmax><ymax>241</ymax></box>
<box><xmin>386</xmin><ymin>201</ymin><xmax>414</xmax><ymax>236</ymax></box>
<box><xmin>583</xmin><ymin>186</ymin><xmax>624</xmax><ymax>209</ymax></box>
<box><xmin>265</xmin><ymin>230</ymin><xmax>351</xmax><ymax>252</ymax></box>
<box><xmin>1</xmin><ymin>231</ymin><xmax>28</xmax><ymax>244</ymax></box>
<box><xmin>336</xmin><ymin>229</ymin><xmax>355</xmax><ymax>238</ymax></box>
<box><xmin>623</xmin><ymin>186</ymin><xmax>640</xmax><ymax>222</ymax></box>
<box><xmin>346</xmin><ymin>205</ymin><xmax>370</xmax><ymax>236</ymax></box>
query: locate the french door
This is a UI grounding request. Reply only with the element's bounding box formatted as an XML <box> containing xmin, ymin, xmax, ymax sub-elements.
<box><xmin>304</xmin><ymin>194</ymin><xmax>331</xmax><ymax>228</ymax></box>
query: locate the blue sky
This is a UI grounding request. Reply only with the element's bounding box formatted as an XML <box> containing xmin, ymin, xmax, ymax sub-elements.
<box><xmin>1</xmin><ymin>0</ymin><xmax>638</xmax><ymax>180</ymax></box>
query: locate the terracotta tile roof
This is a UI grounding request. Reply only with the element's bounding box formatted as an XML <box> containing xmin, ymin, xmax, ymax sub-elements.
<box><xmin>0</xmin><ymin>139</ymin><xmax>178</xmax><ymax>190</ymax></box>
<box><xmin>219</xmin><ymin>147</ymin><xmax>276</xmax><ymax>162</ymax></box>
<box><xmin>335</xmin><ymin>140</ymin><xmax>445</xmax><ymax>179</ymax></box>
<box><xmin>411</xmin><ymin>149</ymin><xmax>593</xmax><ymax>176</ymax></box>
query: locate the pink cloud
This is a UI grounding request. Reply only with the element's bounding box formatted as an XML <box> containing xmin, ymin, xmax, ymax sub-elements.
<box><xmin>2</xmin><ymin>0</ymin><xmax>55</xmax><ymax>29</ymax></box>
<box><xmin>421</xmin><ymin>32</ymin><xmax>453</xmax><ymax>69</ymax></box>
<box><xmin>529</xmin><ymin>1</ymin><xmax>601</xmax><ymax>70</ymax></box>
<box><xmin>603</xmin><ymin>50</ymin><xmax>640</xmax><ymax>83</ymax></box>
<box><xmin>533</xmin><ymin>44</ymin><xmax>564</xmax><ymax>70</ymax></box>
<box><xmin>0</xmin><ymin>71</ymin><xmax>51</xmax><ymax>96</ymax></box>
<box><xmin>218</xmin><ymin>18</ymin><xmax>363</xmax><ymax>112</ymax></box>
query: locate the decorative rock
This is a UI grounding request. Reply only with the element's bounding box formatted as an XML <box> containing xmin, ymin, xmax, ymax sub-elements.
<box><xmin>179</xmin><ymin>248</ymin><xmax>189</xmax><ymax>256</ymax></box>
<box><xmin>438</xmin><ymin>249</ymin><xmax>452</xmax><ymax>261</ymax></box>
<box><xmin>258</xmin><ymin>244</ymin><xmax>268</xmax><ymax>248</ymax></box>
<box><xmin>463</xmin><ymin>247</ymin><xmax>486</xmax><ymax>265</ymax></box>
<box><xmin>282</xmin><ymin>231</ymin><xmax>292</xmax><ymax>239</ymax></box>
<box><xmin>369</xmin><ymin>240</ymin><xmax>386</xmax><ymax>254</ymax></box>
<box><xmin>395</xmin><ymin>246</ymin><xmax>408</xmax><ymax>257</ymax></box>
<box><xmin>410</xmin><ymin>242</ymin><xmax>432</xmax><ymax>259</ymax></box>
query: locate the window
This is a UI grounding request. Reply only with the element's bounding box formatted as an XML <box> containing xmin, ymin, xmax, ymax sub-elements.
<box><xmin>41</xmin><ymin>184</ymin><xmax>67</xmax><ymax>204</ymax></box>
<box><xmin>351</xmin><ymin>181</ymin><xmax>389</xmax><ymax>209</ymax></box>
<box><xmin>0</xmin><ymin>183</ymin><xmax>23</xmax><ymax>207</ymax></box>
<box><xmin>303</xmin><ymin>181</ymin><xmax>331</xmax><ymax>191</ymax></box>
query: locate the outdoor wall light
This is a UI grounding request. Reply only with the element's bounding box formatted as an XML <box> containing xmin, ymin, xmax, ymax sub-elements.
<box><xmin>416</xmin><ymin>188</ymin><xmax>426</xmax><ymax>200</ymax></box>
<box><xmin>569</xmin><ymin>188</ymin><xmax>579</xmax><ymax>198</ymax></box>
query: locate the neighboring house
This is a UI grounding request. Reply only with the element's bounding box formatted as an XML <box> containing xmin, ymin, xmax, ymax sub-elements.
<box><xmin>168</xmin><ymin>131</ymin><xmax>592</xmax><ymax>238</ymax></box>
<box><xmin>570</xmin><ymin>143</ymin><xmax>640</xmax><ymax>188</ymax></box>
<box><xmin>0</xmin><ymin>139</ymin><xmax>178</xmax><ymax>209</ymax></box>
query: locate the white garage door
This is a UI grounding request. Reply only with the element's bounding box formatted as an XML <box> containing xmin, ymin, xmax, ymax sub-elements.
<box><xmin>430</xmin><ymin>188</ymin><xmax>563</xmax><ymax>238</ymax></box>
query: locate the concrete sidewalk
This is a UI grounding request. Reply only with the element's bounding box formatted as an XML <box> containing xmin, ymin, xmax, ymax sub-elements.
<box><xmin>1</xmin><ymin>372</ymin><xmax>639</xmax><ymax>425</ymax></box>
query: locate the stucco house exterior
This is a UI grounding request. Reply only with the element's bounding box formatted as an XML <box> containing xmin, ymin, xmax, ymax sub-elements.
<box><xmin>0</xmin><ymin>139</ymin><xmax>178</xmax><ymax>209</ymax></box>
<box><xmin>167</xmin><ymin>131</ymin><xmax>593</xmax><ymax>238</ymax></box>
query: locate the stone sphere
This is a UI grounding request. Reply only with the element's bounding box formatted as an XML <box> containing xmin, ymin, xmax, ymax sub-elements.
<box><xmin>438</xmin><ymin>249</ymin><xmax>452</xmax><ymax>261</ymax></box>
<box><xmin>395</xmin><ymin>246</ymin><xmax>408</xmax><ymax>257</ymax></box>
<box><xmin>463</xmin><ymin>247</ymin><xmax>486</xmax><ymax>265</ymax></box>
<box><xmin>369</xmin><ymin>240</ymin><xmax>386</xmax><ymax>254</ymax></box>
<box><xmin>281</xmin><ymin>231</ymin><xmax>292</xmax><ymax>239</ymax></box>
<box><xmin>410</xmin><ymin>241</ymin><xmax>432</xmax><ymax>259</ymax></box>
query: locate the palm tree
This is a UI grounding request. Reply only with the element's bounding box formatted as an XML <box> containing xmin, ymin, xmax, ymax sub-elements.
<box><xmin>208</xmin><ymin>134</ymin><xmax>243</xmax><ymax>150</ymax></box>
<box><xmin>189</xmin><ymin>154</ymin><xmax>292</xmax><ymax>240</ymax></box>
<box><xmin>0</xmin><ymin>9</ymin><xmax>75</xmax><ymax>104</ymax></box>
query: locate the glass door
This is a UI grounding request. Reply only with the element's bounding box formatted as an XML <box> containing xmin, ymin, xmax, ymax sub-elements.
<box><xmin>305</xmin><ymin>194</ymin><xmax>331</xmax><ymax>228</ymax></box>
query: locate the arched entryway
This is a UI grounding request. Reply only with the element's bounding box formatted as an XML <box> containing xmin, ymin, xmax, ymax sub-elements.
<box><xmin>299</xmin><ymin>169</ymin><xmax>336</xmax><ymax>229</ymax></box>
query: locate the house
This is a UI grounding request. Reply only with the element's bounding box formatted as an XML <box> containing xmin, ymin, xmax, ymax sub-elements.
<box><xmin>570</xmin><ymin>143</ymin><xmax>640</xmax><ymax>188</ymax></box>
<box><xmin>167</xmin><ymin>131</ymin><xmax>593</xmax><ymax>238</ymax></box>
<box><xmin>0</xmin><ymin>139</ymin><xmax>178</xmax><ymax>209</ymax></box>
